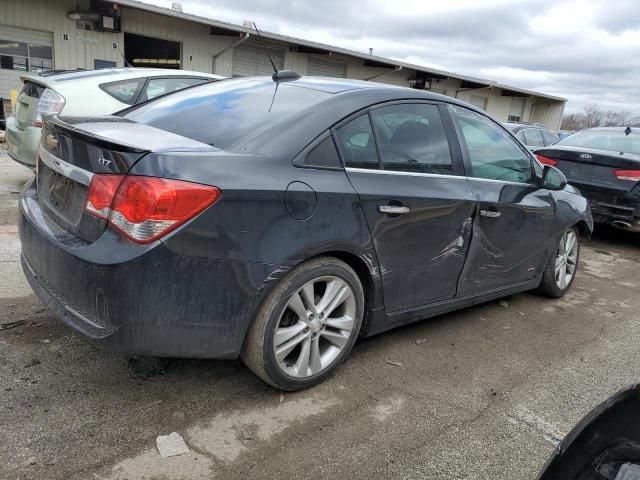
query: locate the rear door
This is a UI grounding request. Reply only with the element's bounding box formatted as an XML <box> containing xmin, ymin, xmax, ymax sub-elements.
<box><xmin>448</xmin><ymin>105</ymin><xmax>554</xmax><ymax>295</ymax></box>
<box><xmin>335</xmin><ymin>102</ymin><xmax>476</xmax><ymax>312</ymax></box>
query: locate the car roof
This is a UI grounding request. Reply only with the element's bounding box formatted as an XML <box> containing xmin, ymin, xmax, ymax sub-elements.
<box><xmin>587</xmin><ymin>127</ymin><xmax>636</xmax><ymax>132</ymax></box>
<box><xmin>268</xmin><ymin>75</ymin><xmax>402</xmax><ymax>94</ymax></box>
<box><xmin>246</xmin><ymin>75</ymin><xmax>466</xmax><ymax>106</ymax></box>
<box><xmin>21</xmin><ymin>68</ymin><xmax>223</xmax><ymax>86</ymax></box>
<box><xmin>503</xmin><ymin>122</ymin><xmax>548</xmax><ymax>133</ymax></box>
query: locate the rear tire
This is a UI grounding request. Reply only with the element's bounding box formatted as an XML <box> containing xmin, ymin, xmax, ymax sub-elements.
<box><xmin>241</xmin><ymin>257</ymin><xmax>364</xmax><ymax>391</ymax></box>
<box><xmin>538</xmin><ymin>226</ymin><xmax>580</xmax><ymax>298</ymax></box>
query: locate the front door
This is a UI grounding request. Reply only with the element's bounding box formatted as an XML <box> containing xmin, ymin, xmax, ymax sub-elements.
<box><xmin>334</xmin><ymin>102</ymin><xmax>476</xmax><ymax>312</ymax></box>
<box><xmin>448</xmin><ymin>105</ymin><xmax>555</xmax><ymax>296</ymax></box>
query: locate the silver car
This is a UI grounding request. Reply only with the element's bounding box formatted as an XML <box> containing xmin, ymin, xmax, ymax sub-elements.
<box><xmin>6</xmin><ymin>68</ymin><xmax>223</xmax><ymax>168</ymax></box>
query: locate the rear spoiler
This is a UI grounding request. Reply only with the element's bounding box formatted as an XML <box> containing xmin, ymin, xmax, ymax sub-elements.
<box><xmin>46</xmin><ymin>115</ymin><xmax>216</xmax><ymax>154</ymax></box>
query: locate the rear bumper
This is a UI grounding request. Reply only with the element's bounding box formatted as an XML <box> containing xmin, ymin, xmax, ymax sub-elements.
<box><xmin>6</xmin><ymin>117</ymin><xmax>39</xmax><ymax>168</ymax></box>
<box><xmin>19</xmin><ymin>182</ymin><xmax>280</xmax><ymax>359</ymax></box>
<box><xmin>575</xmin><ymin>186</ymin><xmax>640</xmax><ymax>231</ymax></box>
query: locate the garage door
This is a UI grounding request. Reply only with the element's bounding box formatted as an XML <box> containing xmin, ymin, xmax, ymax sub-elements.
<box><xmin>307</xmin><ymin>55</ymin><xmax>346</xmax><ymax>77</ymax></box>
<box><xmin>232</xmin><ymin>41</ymin><xmax>284</xmax><ymax>77</ymax></box>
<box><xmin>0</xmin><ymin>25</ymin><xmax>54</xmax><ymax>99</ymax></box>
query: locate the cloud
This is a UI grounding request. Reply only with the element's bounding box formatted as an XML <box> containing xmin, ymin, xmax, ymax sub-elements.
<box><xmin>146</xmin><ymin>0</ymin><xmax>640</xmax><ymax>114</ymax></box>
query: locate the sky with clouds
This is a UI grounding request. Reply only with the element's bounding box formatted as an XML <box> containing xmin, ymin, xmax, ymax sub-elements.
<box><xmin>143</xmin><ymin>0</ymin><xmax>640</xmax><ymax>114</ymax></box>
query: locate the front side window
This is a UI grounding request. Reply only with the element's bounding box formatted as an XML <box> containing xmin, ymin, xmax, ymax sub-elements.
<box><xmin>451</xmin><ymin>106</ymin><xmax>533</xmax><ymax>183</ymax></box>
<box><xmin>370</xmin><ymin>103</ymin><xmax>454</xmax><ymax>174</ymax></box>
<box><xmin>334</xmin><ymin>114</ymin><xmax>379</xmax><ymax>169</ymax></box>
<box><xmin>140</xmin><ymin>77</ymin><xmax>210</xmax><ymax>102</ymax></box>
<box><xmin>523</xmin><ymin>128</ymin><xmax>545</xmax><ymax>147</ymax></box>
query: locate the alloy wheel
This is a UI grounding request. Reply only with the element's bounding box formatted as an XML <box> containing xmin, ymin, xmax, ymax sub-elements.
<box><xmin>555</xmin><ymin>229</ymin><xmax>578</xmax><ymax>289</ymax></box>
<box><xmin>273</xmin><ymin>275</ymin><xmax>356</xmax><ymax>378</ymax></box>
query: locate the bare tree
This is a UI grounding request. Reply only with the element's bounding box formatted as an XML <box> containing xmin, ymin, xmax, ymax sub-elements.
<box><xmin>582</xmin><ymin>104</ymin><xmax>602</xmax><ymax>128</ymax></box>
<box><xmin>562</xmin><ymin>104</ymin><xmax>640</xmax><ymax>130</ymax></box>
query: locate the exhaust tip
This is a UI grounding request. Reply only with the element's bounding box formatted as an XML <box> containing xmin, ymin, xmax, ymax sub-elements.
<box><xmin>612</xmin><ymin>220</ymin><xmax>632</xmax><ymax>230</ymax></box>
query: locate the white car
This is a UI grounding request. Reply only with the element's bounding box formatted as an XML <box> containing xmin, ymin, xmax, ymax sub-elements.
<box><xmin>6</xmin><ymin>68</ymin><xmax>223</xmax><ymax>168</ymax></box>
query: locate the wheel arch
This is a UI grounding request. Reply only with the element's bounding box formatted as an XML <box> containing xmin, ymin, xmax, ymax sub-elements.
<box><xmin>575</xmin><ymin>219</ymin><xmax>592</xmax><ymax>239</ymax></box>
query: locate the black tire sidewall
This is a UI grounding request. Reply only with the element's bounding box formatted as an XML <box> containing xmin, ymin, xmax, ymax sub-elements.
<box><xmin>260</xmin><ymin>260</ymin><xmax>364</xmax><ymax>391</ymax></box>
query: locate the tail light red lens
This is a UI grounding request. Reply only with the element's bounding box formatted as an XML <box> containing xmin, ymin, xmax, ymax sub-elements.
<box><xmin>614</xmin><ymin>169</ymin><xmax>640</xmax><ymax>181</ymax></box>
<box><xmin>536</xmin><ymin>154</ymin><xmax>558</xmax><ymax>167</ymax></box>
<box><xmin>85</xmin><ymin>175</ymin><xmax>125</xmax><ymax>219</ymax></box>
<box><xmin>85</xmin><ymin>175</ymin><xmax>221</xmax><ymax>244</ymax></box>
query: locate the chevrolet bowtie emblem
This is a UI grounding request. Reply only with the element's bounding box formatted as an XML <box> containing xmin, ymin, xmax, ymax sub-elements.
<box><xmin>46</xmin><ymin>134</ymin><xmax>59</xmax><ymax>150</ymax></box>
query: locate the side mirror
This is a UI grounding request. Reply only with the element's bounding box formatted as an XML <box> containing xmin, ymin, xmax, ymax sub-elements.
<box><xmin>541</xmin><ymin>165</ymin><xmax>567</xmax><ymax>190</ymax></box>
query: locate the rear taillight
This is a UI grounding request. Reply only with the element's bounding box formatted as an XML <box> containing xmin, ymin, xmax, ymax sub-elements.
<box><xmin>34</xmin><ymin>88</ymin><xmax>65</xmax><ymax>127</ymax></box>
<box><xmin>85</xmin><ymin>175</ymin><xmax>125</xmax><ymax>219</ymax></box>
<box><xmin>85</xmin><ymin>175</ymin><xmax>221</xmax><ymax>244</ymax></box>
<box><xmin>613</xmin><ymin>169</ymin><xmax>640</xmax><ymax>181</ymax></box>
<box><xmin>536</xmin><ymin>154</ymin><xmax>558</xmax><ymax>167</ymax></box>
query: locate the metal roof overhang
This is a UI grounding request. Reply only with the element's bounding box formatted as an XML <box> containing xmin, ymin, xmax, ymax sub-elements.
<box><xmin>108</xmin><ymin>0</ymin><xmax>566</xmax><ymax>102</ymax></box>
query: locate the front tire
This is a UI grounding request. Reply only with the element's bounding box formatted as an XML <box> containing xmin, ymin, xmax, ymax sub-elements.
<box><xmin>538</xmin><ymin>226</ymin><xmax>580</xmax><ymax>298</ymax></box>
<box><xmin>241</xmin><ymin>257</ymin><xmax>364</xmax><ymax>391</ymax></box>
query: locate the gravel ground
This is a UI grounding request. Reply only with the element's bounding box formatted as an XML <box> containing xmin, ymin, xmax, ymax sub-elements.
<box><xmin>1</xmin><ymin>148</ymin><xmax>639</xmax><ymax>480</ymax></box>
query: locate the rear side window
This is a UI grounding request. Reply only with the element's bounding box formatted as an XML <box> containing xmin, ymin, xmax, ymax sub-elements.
<box><xmin>140</xmin><ymin>77</ymin><xmax>211</xmax><ymax>102</ymax></box>
<box><xmin>370</xmin><ymin>103</ymin><xmax>454</xmax><ymax>174</ymax></box>
<box><xmin>295</xmin><ymin>135</ymin><xmax>342</xmax><ymax>169</ymax></box>
<box><xmin>100</xmin><ymin>78</ymin><xmax>145</xmax><ymax>104</ymax></box>
<box><xmin>20</xmin><ymin>81</ymin><xmax>45</xmax><ymax>99</ymax></box>
<box><xmin>124</xmin><ymin>79</ymin><xmax>330</xmax><ymax>149</ymax></box>
<box><xmin>334</xmin><ymin>114</ymin><xmax>379</xmax><ymax>169</ymax></box>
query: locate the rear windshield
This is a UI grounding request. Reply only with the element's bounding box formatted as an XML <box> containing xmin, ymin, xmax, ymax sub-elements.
<box><xmin>558</xmin><ymin>129</ymin><xmax>640</xmax><ymax>155</ymax></box>
<box><xmin>122</xmin><ymin>79</ymin><xmax>331</xmax><ymax>149</ymax></box>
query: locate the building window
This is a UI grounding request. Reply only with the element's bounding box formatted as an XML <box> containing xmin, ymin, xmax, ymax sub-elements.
<box><xmin>508</xmin><ymin>97</ymin><xmax>525</xmax><ymax>122</ymax></box>
<box><xmin>469</xmin><ymin>95</ymin><xmax>488</xmax><ymax>111</ymax></box>
<box><xmin>0</xmin><ymin>39</ymin><xmax>53</xmax><ymax>73</ymax></box>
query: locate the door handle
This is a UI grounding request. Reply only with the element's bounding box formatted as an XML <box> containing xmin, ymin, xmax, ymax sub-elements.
<box><xmin>479</xmin><ymin>209</ymin><xmax>501</xmax><ymax>218</ymax></box>
<box><xmin>379</xmin><ymin>205</ymin><xmax>410</xmax><ymax>214</ymax></box>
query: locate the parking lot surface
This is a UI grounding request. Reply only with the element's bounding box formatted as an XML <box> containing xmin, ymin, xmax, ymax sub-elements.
<box><xmin>1</xmin><ymin>148</ymin><xmax>639</xmax><ymax>480</ymax></box>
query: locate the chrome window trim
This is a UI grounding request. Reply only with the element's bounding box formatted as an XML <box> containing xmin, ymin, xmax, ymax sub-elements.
<box><xmin>38</xmin><ymin>144</ymin><xmax>94</xmax><ymax>186</ymax></box>
<box><xmin>345</xmin><ymin>167</ymin><xmax>537</xmax><ymax>187</ymax></box>
<box><xmin>345</xmin><ymin>167</ymin><xmax>466</xmax><ymax>180</ymax></box>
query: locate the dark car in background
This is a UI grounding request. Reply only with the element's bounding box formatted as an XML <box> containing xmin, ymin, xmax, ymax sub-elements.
<box><xmin>19</xmin><ymin>75</ymin><xmax>592</xmax><ymax>391</ymax></box>
<box><xmin>535</xmin><ymin>127</ymin><xmax>640</xmax><ymax>232</ymax></box>
<box><xmin>505</xmin><ymin>122</ymin><xmax>560</xmax><ymax>150</ymax></box>
<box><xmin>0</xmin><ymin>97</ymin><xmax>6</xmax><ymax>131</ymax></box>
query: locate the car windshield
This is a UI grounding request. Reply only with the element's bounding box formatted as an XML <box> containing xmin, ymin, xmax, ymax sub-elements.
<box><xmin>122</xmin><ymin>78</ymin><xmax>331</xmax><ymax>149</ymax></box>
<box><xmin>557</xmin><ymin>129</ymin><xmax>640</xmax><ymax>155</ymax></box>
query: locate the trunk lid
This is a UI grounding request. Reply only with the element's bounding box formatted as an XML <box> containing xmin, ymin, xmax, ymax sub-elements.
<box><xmin>536</xmin><ymin>146</ymin><xmax>640</xmax><ymax>194</ymax></box>
<box><xmin>37</xmin><ymin>116</ymin><xmax>212</xmax><ymax>243</ymax></box>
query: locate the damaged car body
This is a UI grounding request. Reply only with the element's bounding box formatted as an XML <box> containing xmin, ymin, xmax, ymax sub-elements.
<box><xmin>18</xmin><ymin>76</ymin><xmax>593</xmax><ymax>390</ymax></box>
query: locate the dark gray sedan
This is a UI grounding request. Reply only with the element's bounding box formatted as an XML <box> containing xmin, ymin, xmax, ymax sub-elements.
<box><xmin>19</xmin><ymin>75</ymin><xmax>592</xmax><ymax>390</ymax></box>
